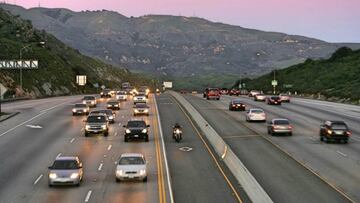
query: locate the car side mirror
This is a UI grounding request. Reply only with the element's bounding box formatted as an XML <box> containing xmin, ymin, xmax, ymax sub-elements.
<box><xmin>48</xmin><ymin>166</ymin><xmax>53</xmax><ymax>170</ymax></box>
<box><xmin>146</xmin><ymin>125</ymin><xmax>150</xmax><ymax>128</ymax></box>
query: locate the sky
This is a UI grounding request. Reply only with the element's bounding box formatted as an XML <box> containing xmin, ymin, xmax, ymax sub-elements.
<box><xmin>7</xmin><ymin>0</ymin><xmax>360</xmax><ymax>42</ymax></box>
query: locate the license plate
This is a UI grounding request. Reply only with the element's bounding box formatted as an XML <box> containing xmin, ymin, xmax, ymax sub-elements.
<box><xmin>335</xmin><ymin>131</ymin><xmax>342</xmax><ymax>135</ymax></box>
<box><xmin>129</xmin><ymin>175</ymin><xmax>134</xmax><ymax>179</ymax></box>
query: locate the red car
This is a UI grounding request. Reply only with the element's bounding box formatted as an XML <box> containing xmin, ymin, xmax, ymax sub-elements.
<box><xmin>220</xmin><ymin>88</ymin><xmax>229</xmax><ymax>95</ymax></box>
<box><xmin>229</xmin><ymin>89</ymin><xmax>240</xmax><ymax>96</ymax></box>
<box><xmin>204</xmin><ymin>88</ymin><xmax>220</xmax><ymax>100</ymax></box>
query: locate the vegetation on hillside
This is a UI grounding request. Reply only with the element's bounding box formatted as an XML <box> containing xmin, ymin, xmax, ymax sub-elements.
<box><xmin>0</xmin><ymin>9</ymin><xmax>155</xmax><ymax>98</ymax></box>
<box><xmin>246</xmin><ymin>47</ymin><xmax>360</xmax><ymax>102</ymax></box>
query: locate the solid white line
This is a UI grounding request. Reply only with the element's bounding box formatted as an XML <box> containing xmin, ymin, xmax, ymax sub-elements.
<box><xmin>33</xmin><ymin>174</ymin><xmax>43</xmax><ymax>185</ymax></box>
<box><xmin>40</xmin><ymin>101</ymin><xmax>68</xmax><ymax>112</ymax></box>
<box><xmin>84</xmin><ymin>190</ymin><xmax>92</xmax><ymax>202</ymax></box>
<box><xmin>154</xmin><ymin>95</ymin><xmax>174</xmax><ymax>203</ymax></box>
<box><xmin>107</xmin><ymin>145</ymin><xmax>112</xmax><ymax>151</ymax></box>
<box><xmin>98</xmin><ymin>163</ymin><xmax>103</xmax><ymax>171</ymax></box>
<box><xmin>70</xmin><ymin>138</ymin><xmax>75</xmax><ymax>143</ymax></box>
<box><xmin>0</xmin><ymin>112</ymin><xmax>46</xmax><ymax>137</ymax></box>
<box><xmin>336</xmin><ymin>150</ymin><xmax>347</xmax><ymax>157</ymax></box>
<box><xmin>56</xmin><ymin>153</ymin><xmax>62</xmax><ymax>158</ymax></box>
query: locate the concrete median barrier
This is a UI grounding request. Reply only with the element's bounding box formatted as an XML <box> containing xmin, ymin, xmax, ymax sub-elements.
<box><xmin>170</xmin><ymin>91</ymin><xmax>273</xmax><ymax>203</ymax></box>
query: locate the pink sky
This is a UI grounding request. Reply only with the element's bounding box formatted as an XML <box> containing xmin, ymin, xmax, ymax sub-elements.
<box><xmin>7</xmin><ymin>0</ymin><xmax>360</xmax><ymax>42</ymax></box>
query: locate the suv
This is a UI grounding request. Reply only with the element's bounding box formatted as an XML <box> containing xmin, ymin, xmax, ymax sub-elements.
<box><xmin>267</xmin><ymin>96</ymin><xmax>282</xmax><ymax>105</ymax></box>
<box><xmin>320</xmin><ymin>121</ymin><xmax>351</xmax><ymax>143</ymax></box>
<box><xmin>123</xmin><ymin>120</ymin><xmax>150</xmax><ymax>142</ymax></box>
<box><xmin>133</xmin><ymin>94</ymin><xmax>147</xmax><ymax>104</ymax></box>
<box><xmin>116</xmin><ymin>91</ymin><xmax>128</xmax><ymax>101</ymax></box>
<box><xmin>82</xmin><ymin>96</ymin><xmax>97</xmax><ymax>107</ymax></box>
<box><xmin>90</xmin><ymin>109</ymin><xmax>115</xmax><ymax>124</ymax></box>
<box><xmin>48</xmin><ymin>156</ymin><xmax>83</xmax><ymax>187</ymax></box>
<box><xmin>84</xmin><ymin>113</ymin><xmax>109</xmax><ymax>137</ymax></box>
<box><xmin>72</xmin><ymin>103</ymin><xmax>90</xmax><ymax>116</ymax></box>
<box><xmin>204</xmin><ymin>88</ymin><xmax>220</xmax><ymax>100</ymax></box>
<box><xmin>107</xmin><ymin>100</ymin><xmax>120</xmax><ymax>110</ymax></box>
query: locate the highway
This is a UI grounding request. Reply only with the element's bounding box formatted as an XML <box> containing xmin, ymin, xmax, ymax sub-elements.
<box><xmin>182</xmin><ymin>93</ymin><xmax>357</xmax><ymax>203</ymax></box>
<box><xmin>0</xmin><ymin>94</ymin><xmax>245</xmax><ymax>203</ymax></box>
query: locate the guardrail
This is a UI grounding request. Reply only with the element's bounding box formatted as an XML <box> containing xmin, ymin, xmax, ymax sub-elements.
<box><xmin>170</xmin><ymin>91</ymin><xmax>273</xmax><ymax>203</ymax></box>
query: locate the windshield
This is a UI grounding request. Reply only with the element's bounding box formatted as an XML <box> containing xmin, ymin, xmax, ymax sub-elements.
<box><xmin>136</xmin><ymin>104</ymin><xmax>148</xmax><ymax>108</ymax></box>
<box><xmin>232</xmin><ymin>100</ymin><xmax>242</xmax><ymax>104</ymax></box>
<box><xmin>117</xmin><ymin>91</ymin><xmax>126</xmax><ymax>95</ymax></box>
<box><xmin>108</xmin><ymin>101</ymin><xmax>118</xmax><ymax>104</ymax></box>
<box><xmin>274</xmin><ymin>120</ymin><xmax>290</xmax><ymax>125</ymax></box>
<box><xmin>251</xmin><ymin>110</ymin><xmax>264</xmax><ymax>113</ymax></box>
<box><xmin>127</xmin><ymin>121</ymin><xmax>146</xmax><ymax>128</ymax></box>
<box><xmin>119</xmin><ymin>157</ymin><xmax>145</xmax><ymax>165</ymax></box>
<box><xmin>52</xmin><ymin>160</ymin><xmax>78</xmax><ymax>169</ymax></box>
<box><xmin>83</xmin><ymin>96</ymin><xmax>95</xmax><ymax>100</ymax></box>
<box><xmin>87</xmin><ymin>116</ymin><xmax>106</xmax><ymax>122</ymax></box>
<box><xmin>95</xmin><ymin>110</ymin><xmax>112</xmax><ymax>115</ymax></box>
<box><xmin>332</xmin><ymin>124</ymin><xmax>348</xmax><ymax>130</ymax></box>
<box><xmin>75</xmin><ymin>104</ymin><xmax>86</xmax><ymax>108</ymax></box>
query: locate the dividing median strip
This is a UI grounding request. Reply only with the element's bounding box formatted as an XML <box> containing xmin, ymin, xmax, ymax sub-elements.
<box><xmin>170</xmin><ymin>91</ymin><xmax>273</xmax><ymax>203</ymax></box>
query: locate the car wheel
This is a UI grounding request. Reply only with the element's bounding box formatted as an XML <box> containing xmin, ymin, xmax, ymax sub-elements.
<box><xmin>104</xmin><ymin>132</ymin><xmax>109</xmax><ymax>137</ymax></box>
<box><xmin>320</xmin><ymin>136</ymin><xmax>324</xmax><ymax>141</ymax></box>
<box><xmin>85</xmin><ymin>132</ymin><xmax>89</xmax><ymax>137</ymax></box>
<box><xmin>288</xmin><ymin>132</ymin><xmax>293</xmax><ymax>136</ymax></box>
<box><xmin>217</xmin><ymin>98</ymin><xmax>220</xmax><ymax>100</ymax></box>
<box><xmin>267</xmin><ymin>129</ymin><xmax>270</xmax><ymax>134</ymax></box>
<box><xmin>116</xmin><ymin>178</ymin><xmax>120</xmax><ymax>183</ymax></box>
<box><xmin>48</xmin><ymin>183</ymin><xmax>53</xmax><ymax>187</ymax></box>
<box><xmin>145</xmin><ymin>136</ymin><xmax>149</xmax><ymax>142</ymax></box>
<box><xmin>143</xmin><ymin>177</ymin><xmax>148</xmax><ymax>182</ymax></box>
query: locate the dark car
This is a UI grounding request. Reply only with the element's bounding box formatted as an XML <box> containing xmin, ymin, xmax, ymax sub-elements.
<box><xmin>123</xmin><ymin>120</ymin><xmax>150</xmax><ymax>142</ymax></box>
<box><xmin>90</xmin><ymin>109</ymin><xmax>115</xmax><ymax>123</ymax></box>
<box><xmin>267</xmin><ymin>119</ymin><xmax>292</xmax><ymax>136</ymax></box>
<box><xmin>100</xmin><ymin>89</ymin><xmax>112</xmax><ymax>98</ymax></box>
<box><xmin>107</xmin><ymin>100</ymin><xmax>120</xmax><ymax>110</ymax></box>
<box><xmin>267</xmin><ymin>96</ymin><xmax>282</xmax><ymax>105</ymax></box>
<box><xmin>229</xmin><ymin>99</ymin><xmax>246</xmax><ymax>111</ymax></box>
<box><xmin>229</xmin><ymin>89</ymin><xmax>240</xmax><ymax>96</ymax></box>
<box><xmin>84</xmin><ymin>113</ymin><xmax>109</xmax><ymax>137</ymax></box>
<box><xmin>320</xmin><ymin>121</ymin><xmax>351</xmax><ymax>143</ymax></box>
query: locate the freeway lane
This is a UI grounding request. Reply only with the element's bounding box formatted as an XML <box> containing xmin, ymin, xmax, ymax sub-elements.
<box><xmin>223</xmin><ymin>95</ymin><xmax>360</xmax><ymax>201</ymax></box>
<box><xmin>0</xmin><ymin>94</ymin><xmax>170</xmax><ymax>203</ymax></box>
<box><xmin>183</xmin><ymin>94</ymin><xmax>352</xmax><ymax>203</ymax></box>
<box><xmin>156</xmin><ymin>93</ymin><xmax>250</xmax><ymax>203</ymax></box>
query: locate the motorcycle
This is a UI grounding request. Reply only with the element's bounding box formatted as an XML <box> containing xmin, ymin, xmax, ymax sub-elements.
<box><xmin>173</xmin><ymin>128</ymin><xmax>182</xmax><ymax>142</ymax></box>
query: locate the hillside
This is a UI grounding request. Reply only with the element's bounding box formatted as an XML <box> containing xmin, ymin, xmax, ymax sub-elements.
<box><xmin>0</xmin><ymin>8</ymin><xmax>153</xmax><ymax>98</ymax></box>
<box><xmin>246</xmin><ymin>47</ymin><xmax>360</xmax><ymax>102</ymax></box>
<box><xmin>1</xmin><ymin>3</ymin><xmax>356</xmax><ymax>81</ymax></box>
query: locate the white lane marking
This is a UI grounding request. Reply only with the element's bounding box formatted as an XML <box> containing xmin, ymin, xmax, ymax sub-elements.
<box><xmin>118</xmin><ymin>123</ymin><xmax>122</xmax><ymax>126</ymax></box>
<box><xmin>56</xmin><ymin>153</ymin><xmax>62</xmax><ymax>158</ymax></box>
<box><xmin>107</xmin><ymin>145</ymin><xmax>112</xmax><ymax>151</ymax></box>
<box><xmin>25</xmin><ymin>125</ymin><xmax>43</xmax><ymax>129</ymax></box>
<box><xmin>98</xmin><ymin>163</ymin><xmax>103</xmax><ymax>171</ymax></box>
<box><xmin>0</xmin><ymin>112</ymin><xmax>46</xmax><ymax>137</ymax></box>
<box><xmin>336</xmin><ymin>151</ymin><xmax>347</xmax><ymax>157</ymax></box>
<box><xmin>33</xmin><ymin>174</ymin><xmax>43</xmax><ymax>185</ymax></box>
<box><xmin>70</xmin><ymin>138</ymin><xmax>75</xmax><ymax>143</ymax></box>
<box><xmin>40</xmin><ymin>101</ymin><xmax>69</xmax><ymax>112</ymax></box>
<box><xmin>84</xmin><ymin>190</ymin><xmax>92</xmax><ymax>202</ymax></box>
<box><xmin>114</xmin><ymin>132</ymin><xmax>118</xmax><ymax>136</ymax></box>
<box><xmin>154</xmin><ymin>96</ymin><xmax>174</xmax><ymax>203</ymax></box>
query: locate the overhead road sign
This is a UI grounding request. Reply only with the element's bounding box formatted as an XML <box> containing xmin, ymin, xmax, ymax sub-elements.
<box><xmin>0</xmin><ymin>60</ymin><xmax>38</xmax><ymax>69</ymax></box>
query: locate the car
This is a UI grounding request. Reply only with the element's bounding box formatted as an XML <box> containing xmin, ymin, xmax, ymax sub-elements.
<box><xmin>107</xmin><ymin>100</ymin><xmax>120</xmax><ymax>110</ymax></box>
<box><xmin>84</xmin><ymin>113</ymin><xmax>109</xmax><ymax>137</ymax></box>
<box><xmin>267</xmin><ymin>96</ymin><xmax>282</xmax><ymax>105</ymax></box>
<box><xmin>220</xmin><ymin>88</ymin><xmax>229</xmax><ymax>95</ymax></box>
<box><xmin>72</xmin><ymin>103</ymin><xmax>90</xmax><ymax>116</ymax></box>
<box><xmin>204</xmin><ymin>88</ymin><xmax>220</xmax><ymax>100</ymax></box>
<box><xmin>319</xmin><ymin>121</ymin><xmax>351</xmax><ymax>143</ymax></box>
<box><xmin>123</xmin><ymin>120</ymin><xmax>150</xmax><ymax>142</ymax></box>
<box><xmin>246</xmin><ymin>108</ymin><xmax>266</xmax><ymax>122</ymax></box>
<box><xmin>279</xmin><ymin>94</ymin><xmax>291</xmax><ymax>102</ymax></box>
<box><xmin>90</xmin><ymin>109</ymin><xmax>115</xmax><ymax>124</ymax></box>
<box><xmin>267</xmin><ymin>119</ymin><xmax>292</xmax><ymax>136</ymax></box>
<box><xmin>100</xmin><ymin>89</ymin><xmax>112</xmax><ymax>98</ymax></box>
<box><xmin>254</xmin><ymin>94</ymin><xmax>266</xmax><ymax>101</ymax></box>
<box><xmin>115</xmin><ymin>153</ymin><xmax>147</xmax><ymax>182</ymax></box>
<box><xmin>82</xmin><ymin>96</ymin><xmax>97</xmax><ymax>107</ymax></box>
<box><xmin>133</xmin><ymin>94</ymin><xmax>147</xmax><ymax>104</ymax></box>
<box><xmin>48</xmin><ymin>156</ymin><xmax>83</xmax><ymax>187</ymax></box>
<box><xmin>229</xmin><ymin>99</ymin><xmax>246</xmax><ymax>111</ymax></box>
<box><xmin>133</xmin><ymin>103</ymin><xmax>150</xmax><ymax>116</ymax></box>
<box><xmin>249</xmin><ymin>90</ymin><xmax>260</xmax><ymax>97</ymax></box>
<box><xmin>229</xmin><ymin>89</ymin><xmax>240</xmax><ymax>96</ymax></box>
<box><xmin>140</xmin><ymin>86</ymin><xmax>150</xmax><ymax>98</ymax></box>
<box><xmin>116</xmin><ymin>91</ymin><xmax>128</xmax><ymax>101</ymax></box>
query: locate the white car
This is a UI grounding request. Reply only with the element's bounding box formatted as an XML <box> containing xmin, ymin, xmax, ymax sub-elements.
<box><xmin>133</xmin><ymin>94</ymin><xmax>147</xmax><ymax>104</ymax></box>
<box><xmin>116</xmin><ymin>91</ymin><xmax>128</xmax><ymax>101</ymax></box>
<box><xmin>246</xmin><ymin>108</ymin><xmax>266</xmax><ymax>122</ymax></box>
<box><xmin>254</xmin><ymin>94</ymin><xmax>266</xmax><ymax>101</ymax></box>
<box><xmin>279</xmin><ymin>94</ymin><xmax>290</xmax><ymax>102</ymax></box>
<box><xmin>115</xmin><ymin>153</ymin><xmax>147</xmax><ymax>182</ymax></box>
<box><xmin>249</xmin><ymin>90</ymin><xmax>261</xmax><ymax>97</ymax></box>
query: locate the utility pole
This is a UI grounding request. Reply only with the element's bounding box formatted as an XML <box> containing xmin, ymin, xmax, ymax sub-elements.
<box><xmin>273</xmin><ymin>70</ymin><xmax>276</xmax><ymax>94</ymax></box>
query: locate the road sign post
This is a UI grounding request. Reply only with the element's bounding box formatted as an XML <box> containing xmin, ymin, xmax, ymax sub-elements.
<box><xmin>0</xmin><ymin>83</ymin><xmax>8</xmax><ymax>115</ymax></box>
<box><xmin>271</xmin><ymin>80</ymin><xmax>278</xmax><ymax>94</ymax></box>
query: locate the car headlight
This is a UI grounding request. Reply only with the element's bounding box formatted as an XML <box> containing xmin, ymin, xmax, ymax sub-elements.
<box><xmin>114</xmin><ymin>104</ymin><xmax>119</xmax><ymax>107</ymax></box>
<box><xmin>142</xmin><ymin>129</ymin><xmax>147</xmax><ymax>133</ymax></box>
<box><xmin>134</xmin><ymin>109</ymin><xmax>139</xmax><ymax>113</ymax></box>
<box><xmin>108</xmin><ymin>104</ymin><xmax>112</xmax><ymax>107</ymax></box>
<box><xmin>116</xmin><ymin>170</ymin><xmax>123</xmax><ymax>176</ymax></box>
<box><xmin>101</xmin><ymin>125</ymin><xmax>107</xmax><ymax>130</ymax></box>
<box><xmin>70</xmin><ymin>173</ymin><xmax>79</xmax><ymax>179</ymax></box>
<box><xmin>49</xmin><ymin>173</ymin><xmax>57</xmax><ymax>179</ymax></box>
<box><xmin>139</xmin><ymin>169</ymin><xmax>146</xmax><ymax>175</ymax></box>
<box><xmin>83</xmin><ymin>109</ymin><xmax>87</xmax><ymax>112</ymax></box>
<box><xmin>126</xmin><ymin>129</ymin><xmax>131</xmax><ymax>133</ymax></box>
<box><xmin>85</xmin><ymin>125</ymin><xmax>91</xmax><ymax>130</ymax></box>
<box><xmin>82</xmin><ymin>101</ymin><xmax>86</xmax><ymax>104</ymax></box>
<box><xmin>72</xmin><ymin>109</ymin><xmax>76</xmax><ymax>112</ymax></box>
<box><xmin>144</xmin><ymin>109</ymin><xmax>149</xmax><ymax>113</ymax></box>
<box><xmin>109</xmin><ymin>116</ymin><xmax>113</xmax><ymax>120</ymax></box>
<box><xmin>91</xmin><ymin>101</ymin><xmax>95</xmax><ymax>104</ymax></box>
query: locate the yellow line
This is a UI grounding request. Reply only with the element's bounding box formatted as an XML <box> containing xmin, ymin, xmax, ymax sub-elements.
<box><xmin>152</xmin><ymin>95</ymin><xmax>166</xmax><ymax>203</ymax></box>
<box><xmin>170</xmin><ymin>96</ymin><xmax>244</xmax><ymax>203</ymax></box>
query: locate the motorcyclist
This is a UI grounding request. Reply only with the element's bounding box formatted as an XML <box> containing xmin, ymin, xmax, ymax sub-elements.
<box><xmin>173</xmin><ymin>123</ymin><xmax>182</xmax><ymax>138</ymax></box>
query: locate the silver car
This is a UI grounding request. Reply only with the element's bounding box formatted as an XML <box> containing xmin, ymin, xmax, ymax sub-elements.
<box><xmin>48</xmin><ymin>156</ymin><xmax>83</xmax><ymax>187</ymax></box>
<box><xmin>246</xmin><ymin>108</ymin><xmax>266</xmax><ymax>122</ymax></box>
<box><xmin>72</xmin><ymin>103</ymin><xmax>90</xmax><ymax>116</ymax></box>
<box><xmin>133</xmin><ymin>103</ymin><xmax>150</xmax><ymax>116</ymax></box>
<box><xmin>115</xmin><ymin>153</ymin><xmax>147</xmax><ymax>182</ymax></box>
<box><xmin>82</xmin><ymin>96</ymin><xmax>97</xmax><ymax>107</ymax></box>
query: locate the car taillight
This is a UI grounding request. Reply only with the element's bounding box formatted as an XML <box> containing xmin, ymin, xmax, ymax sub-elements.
<box><xmin>346</xmin><ymin>131</ymin><xmax>352</xmax><ymax>136</ymax></box>
<box><xmin>288</xmin><ymin>125</ymin><xmax>292</xmax><ymax>129</ymax></box>
<box><xmin>327</xmin><ymin>129</ymin><xmax>332</xmax><ymax>134</ymax></box>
